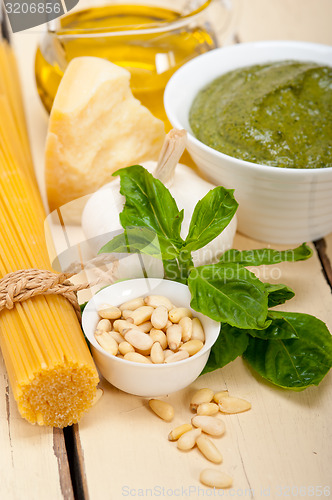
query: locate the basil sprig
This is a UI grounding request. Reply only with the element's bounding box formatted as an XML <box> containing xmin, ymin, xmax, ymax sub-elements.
<box><xmin>100</xmin><ymin>165</ymin><xmax>332</xmax><ymax>390</ymax></box>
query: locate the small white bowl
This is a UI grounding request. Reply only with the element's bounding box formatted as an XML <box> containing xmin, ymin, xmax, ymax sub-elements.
<box><xmin>82</xmin><ymin>278</ymin><xmax>220</xmax><ymax>397</ymax></box>
<box><xmin>164</xmin><ymin>41</ymin><xmax>332</xmax><ymax>244</ymax></box>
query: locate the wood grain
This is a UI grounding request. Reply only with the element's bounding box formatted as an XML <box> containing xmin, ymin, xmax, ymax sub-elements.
<box><xmin>77</xmin><ymin>235</ymin><xmax>332</xmax><ymax>499</ymax></box>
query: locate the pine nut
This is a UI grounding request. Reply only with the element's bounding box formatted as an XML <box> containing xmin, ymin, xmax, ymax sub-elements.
<box><xmin>165</xmin><ymin>350</ymin><xmax>189</xmax><ymax>363</ymax></box>
<box><xmin>128</xmin><ymin>306</ymin><xmax>154</xmax><ymax>325</ymax></box>
<box><xmin>163</xmin><ymin>319</ymin><xmax>173</xmax><ymax>330</ymax></box>
<box><xmin>119</xmin><ymin>297</ymin><xmax>145</xmax><ymax>311</ymax></box>
<box><xmin>124</xmin><ymin>329</ymin><xmax>154</xmax><ymax>352</ymax></box>
<box><xmin>179</xmin><ymin>339</ymin><xmax>203</xmax><ymax>356</ymax></box>
<box><xmin>218</xmin><ymin>396</ymin><xmax>251</xmax><ymax>414</ymax></box>
<box><xmin>148</xmin><ymin>399</ymin><xmax>174</xmax><ymax>421</ymax></box>
<box><xmin>95</xmin><ymin>332</ymin><xmax>118</xmax><ymax>356</ymax></box>
<box><xmin>177</xmin><ymin>428</ymin><xmax>201</xmax><ymax>450</ymax></box>
<box><xmin>113</xmin><ymin>319</ymin><xmax>135</xmax><ymax>334</ymax></box>
<box><xmin>124</xmin><ymin>352</ymin><xmax>152</xmax><ymax>363</ymax></box>
<box><xmin>190</xmin><ymin>388</ymin><xmax>214</xmax><ymax>412</ymax></box>
<box><xmin>163</xmin><ymin>349</ymin><xmax>174</xmax><ymax>360</ymax></box>
<box><xmin>169</xmin><ymin>308</ymin><xmax>192</xmax><ymax>323</ymax></box>
<box><xmin>191</xmin><ymin>416</ymin><xmax>226</xmax><ymax>437</ymax></box>
<box><xmin>168</xmin><ymin>423</ymin><xmax>193</xmax><ymax>441</ymax></box>
<box><xmin>191</xmin><ymin>318</ymin><xmax>205</xmax><ymax>342</ymax></box>
<box><xmin>200</xmin><ymin>469</ymin><xmax>233</xmax><ymax>489</ymax></box>
<box><xmin>137</xmin><ymin>321</ymin><xmax>153</xmax><ymax>333</ymax></box>
<box><xmin>166</xmin><ymin>324</ymin><xmax>182</xmax><ymax>351</ymax></box>
<box><xmin>95</xmin><ymin>318</ymin><xmax>112</xmax><ymax>335</ymax></box>
<box><xmin>118</xmin><ymin>341</ymin><xmax>135</xmax><ymax>356</ymax></box>
<box><xmin>144</xmin><ymin>295</ymin><xmax>173</xmax><ymax>311</ymax></box>
<box><xmin>179</xmin><ymin>316</ymin><xmax>192</xmax><ymax>342</ymax></box>
<box><xmin>196</xmin><ymin>435</ymin><xmax>222</xmax><ymax>464</ymax></box>
<box><xmin>151</xmin><ymin>306</ymin><xmax>168</xmax><ymax>330</ymax></box>
<box><xmin>150</xmin><ymin>342</ymin><xmax>165</xmax><ymax>364</ymax></box>
<box><xmin>97</xmin><ymin>304</ymin><xmax>122</xmax><ymax>320</ymax></box>
<box><xmin>121</xmin><ymin>309</ymin><xmax>134</xmax><ymax>320</ymax></box>
<box><xmin>109</xmin><ymin>330</ymin><xmax>125</xmax><ymax>344</ymax></box>
<box><xmin>213</xmin><ymin>391</ymin><xmax>229</xmax><ymax>404</ymax></box>
<box><xmin>149</xmin><ymin>329</ymin><xmax>168</xmax><ymax>350</ymax></box>
<box><xmin>197</xmin><ymin>402</ymin><xmax>219</xmax><ymax>416</ymax></box>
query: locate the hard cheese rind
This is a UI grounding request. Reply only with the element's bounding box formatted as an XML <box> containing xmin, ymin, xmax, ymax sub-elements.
<box><xmin>45</xmin><ymin>56</ymin><xmax>165</xmax><ymax>213</ymax></box>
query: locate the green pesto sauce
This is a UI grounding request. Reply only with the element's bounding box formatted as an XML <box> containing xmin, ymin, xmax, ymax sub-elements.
<box><xmin>189</xmin><ymin>61</ymin><xmax>332</xmax><ymax>169</ymax></box>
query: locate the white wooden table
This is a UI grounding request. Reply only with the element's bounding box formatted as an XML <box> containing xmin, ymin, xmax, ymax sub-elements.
<box><xmin>2</xmin><ymin>1</ymin><xmax>332</xmax><ymax>498</ymax></box>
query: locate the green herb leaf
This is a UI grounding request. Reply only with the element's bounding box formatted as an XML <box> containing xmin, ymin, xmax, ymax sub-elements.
<box><xmin>114</xmin><ymin>165</ymin><xmax>184</xmax><ymax>255</ymax></box>
<box><xmin>265</xmin><ymin>283</ymin><xmax>295</xmax><ymax>307</ymax></box>
<box><xmin>219</xmin><ymin>243</ymin><xmax>313</xmax><ymax>266</ymax></box>
<box><xmin>99</xmin><ymin>226</ymin><xmax>172</xmax><ymax>260</ymax></box>
<box><xmin>188</xmin><ymin>263</ymin><xmax>270</xmax><ymax>329</ymax></box>
<box><xmin>243</xmin><ymin>312</ymin><xmax>332</xmax><ymax>389</ymax></box>
<box><xmin>248</xmin><ymin>310</ymin><xmax>299</xmax><ymax>339</ymax></box>
<box><xmin>201</xmin><ymin>324</ymin><xmax>249</xmax><ymax>375</ymax></box>
<box><xmin>183</xmin><ymin>187</ymin><xmax>238</xmax><ymax>252</ymax></box>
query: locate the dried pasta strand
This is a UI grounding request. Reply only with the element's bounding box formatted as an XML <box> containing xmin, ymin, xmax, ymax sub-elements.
<box><xmin>0</xmin><ymin>39</ymin><xmax>99</xmax><ymax>427</ymax></box>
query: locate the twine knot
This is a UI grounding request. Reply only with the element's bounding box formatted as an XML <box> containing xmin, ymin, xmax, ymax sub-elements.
<box><xmin>0</xmin><ymin>269</ymin><xmax>86</xmax><ymax>320</ymax></box>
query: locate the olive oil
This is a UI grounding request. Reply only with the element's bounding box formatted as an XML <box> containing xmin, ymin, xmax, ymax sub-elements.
<box><xmin>35</xmin><ymin>4</ymin><xmax>216</xmax><ymax>128</ymax></box>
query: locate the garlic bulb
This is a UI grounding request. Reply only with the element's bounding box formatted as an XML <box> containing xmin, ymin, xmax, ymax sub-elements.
<box><xmin>81</xmin><ymin>130</ymin><xmax>237</xmax><ymax>274</ymax></box>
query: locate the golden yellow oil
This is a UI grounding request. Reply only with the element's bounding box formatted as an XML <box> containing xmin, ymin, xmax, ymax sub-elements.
<box><xmin>35</xmin><ymin>4</ymin><xmax>216</xmax><ymax>129</ymax></box>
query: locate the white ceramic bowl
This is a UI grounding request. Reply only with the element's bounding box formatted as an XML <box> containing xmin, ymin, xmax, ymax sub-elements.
<box><xmin>164</xmin><ymin>41</ymin><xmax>332</xmax><ymax>244</ymax></box>
<box><xmin>82</xmin><ymin>278</ymin><xmax>220</xmax><ymax>397</ymax></box>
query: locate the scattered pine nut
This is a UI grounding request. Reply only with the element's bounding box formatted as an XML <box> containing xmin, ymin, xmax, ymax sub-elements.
<box><xmin>168</xmin><ymin>423</ymin><xmax>193</xmax><ymax>441</ymax></box>
<box><xmin>177</xmin><ymin>428</ymin><xmax>201</xmax><ymax>451</ymax></box>
<box><xmin>197</xmin><ymin>402</ymin><xmax>219</xmax><ymax>416</ymax></box>
<box><xmin>213</xmin><ymin>390</ymin><xmax>229</xmax><ymax>404</ymax></box>
<box><xmin>200</xmin><ymin>469</ymin><xmax>233</xmax><ymax>489</ymax></box>
<box><xmin>218</xmin><ymin>396</ymin><xmax>251</xmax><ymax>414</ymax></box>
<box><xmin>149</xmin><ymin>399</ymin><xmax>174</xmax><ymax>422</ymax></box>
<box><xmin>196</xmin><ymin>435</ymin><xmax>223</xmax><ymax>464</ymax></box>
<box><xmin>91</xmin><ymin>387</ymin><xmax>104</xmax><ymax>407</ymax></box>
<box><xmin>191</xmin><ymin>415</ymin><xmax>226</xmax><ymax>437</ymax></box>
<box><xmin>190</xmin><ymin>388</ymin><xmax>214</xmax><ymax>412</ymax></box>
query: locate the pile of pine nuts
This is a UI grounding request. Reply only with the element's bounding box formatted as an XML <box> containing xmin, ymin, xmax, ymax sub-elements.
<box><xmin>148</xmin><ymin>388</ymin><xmax>251</xmax><ymax>490</ymax></box>
<box><xmin>94</xmin><ymin>295</ymin><xmax>205</xmax><ymax>363</ymax></box>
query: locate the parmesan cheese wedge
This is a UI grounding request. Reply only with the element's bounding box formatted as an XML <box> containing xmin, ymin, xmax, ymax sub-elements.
<box><xmin>45</xmin><ymin>56</ymin><xmax>165</xmax><ymax>215</ymax></box>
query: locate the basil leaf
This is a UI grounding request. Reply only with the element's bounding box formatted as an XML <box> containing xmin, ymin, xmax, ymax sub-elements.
<box><xmin>243</xmin><ymin>312</ymin><xmax>332</xmax><ymax>389</ymax></box>
<box><xmin>114</xmin><ymin>165</ymin><xmax>184</xmax><ymax>254</ymax></box>
<box><xmin>201</xmin><ymin>324</ymin><xmax>249</xmax><ymax>375</ymax></box>
<box><xmin>248</xmin><ymin>310</ymin><xmax>299</xmax><ymax>339</ymax></box>
<box><xmin>183</xmin><ymin>187</ymin><xmax>238</xmax><ymax>252</ymax></box>
<box><xmin>99</xmin><ymin>226</ymin><xmax>173</xmax><ymax>260</ymax></box>
<box><xmin>220</xmin><ymin>243</ymin><xmax>313</xmax><ymax>266</ymax></box>
<box><xmin>265</xmin><ymin>283</ymin><xmax>295</xmax><ymax>307</ymax></box>
<box><xmin>188</xmin><ymin>263</ymin><xmax>270</xmax><ymax>329</ymax></box>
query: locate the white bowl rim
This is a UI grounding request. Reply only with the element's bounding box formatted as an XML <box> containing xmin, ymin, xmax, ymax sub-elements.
<box><xmin>164</xmin><ymin>40</ymin><xmax>332</xmax><ymax>177</ymax></box>
<box><xmin>82</xmin><ymin>278</ymin><xmax>220</xmax><ymax>369</ymax></box>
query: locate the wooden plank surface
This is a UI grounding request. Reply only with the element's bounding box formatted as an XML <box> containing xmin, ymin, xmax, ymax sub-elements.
<box><xmin>77</xmin><ymin>235</ymin><xmax>332</xmax><ymax>499</ymax></box>
<box><xmin>6</xmin><ymin>1</ymin><xmax>332</xmax><ymax>499</ymax></box>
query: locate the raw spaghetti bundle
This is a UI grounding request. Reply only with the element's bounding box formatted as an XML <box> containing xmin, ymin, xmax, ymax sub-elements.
<box><xmin>0</xmin><ymin>38</ymin><xmax>99</xmax><ymax>428</ymax></box>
